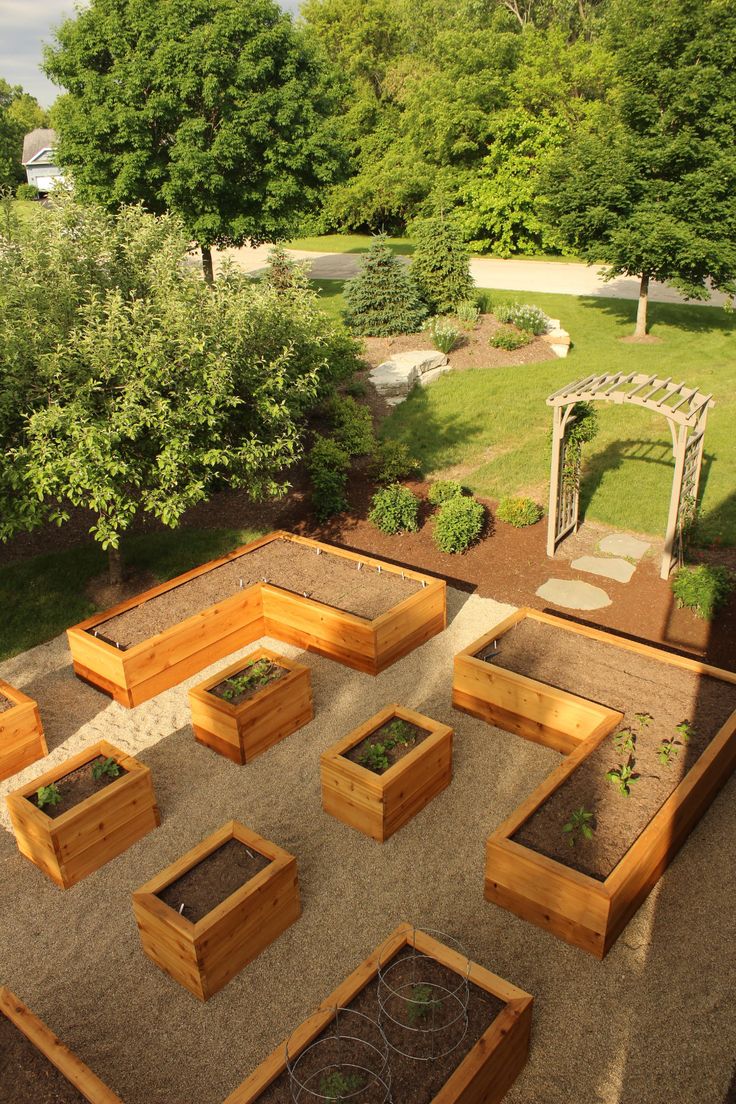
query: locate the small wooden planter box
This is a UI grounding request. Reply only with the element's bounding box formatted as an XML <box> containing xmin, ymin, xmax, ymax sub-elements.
<box><xmin>0</xmin><ymin>678</ymin><xmax>47</xmax><ymax>783</ymax></box>
<box><xmin>66</xmin><ymin>531</ymin><xmax>446</xmax><ymax>708</ymax></box>
<box><xmin>188</xmin><ymin>647</ymin><xmax>313</xmax><ymax>764</ymax></box>
<box><xmin>454</xmin><ymin>608</ymin><xmax>736</xmax><ymax>958</ymax></box>
<box><xmin>0</xmin><ymin>986</ymin><xmax>123</xmax><ymax>1103</ymax></box>
<box><xmin>132</xmin><ymin>821</ymin><xmax>301</xmax><ymax>1002</ymax></box>
<box><xmin>222</xmin><ymin>923</ymin><xmax>533</xmax><ymax>1104</ymax></box>
<box><xmin>321</xmin><ymin>704</ymin><xmax>453</xmax><ymax>842</ymax></box>
<box><xmin>5</xmin><ymin>740</ymin><xmax>161</xmax><ymax>889</ymax></box>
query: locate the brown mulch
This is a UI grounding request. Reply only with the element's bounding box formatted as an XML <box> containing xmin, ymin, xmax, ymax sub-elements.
<box><xmin>0</xmin><ymin>1013</ymin><xmax>87</xmax><ymax>1104</ymax></box>
<box><xmin>157</xmin><ymin>839</ymin><xmax>270</xmax><ymax>925</ymax></box>
<box><xmin>26</xmin><ymin>756</ymin><xmax>127</xmax><ymax>820</ymax></box>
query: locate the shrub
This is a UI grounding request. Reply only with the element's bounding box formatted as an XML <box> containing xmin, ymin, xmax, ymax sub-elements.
<box><xmin>262</xmin><ymin>244</ymin><xmax>309</xmax><ymax>292</ymax></box>
<box><xmin>495</xmin><ymin>302</ymin><xmax>549</xmax><ymax>335</ymax></box>
<box><xmin>410</xmin><ymin>216</ymin><xmax>474</xmax><ymax>314</ymax></box>
<box><xmin>371</xmin><ymin>439</ymin><xmax>421</xmax><ymax>484</ymax></box>
<box><xmin>368</xmin><ymin>483</ymin><xmax>420</xmax><ymax>534</ymax></box>
<box><xmin>671</xmin><ymin>564</ymin><xmax>733</xmax><ymax>620</ymax></box>
<box><xmin>497</xmin><ymin>496</ymin><xmax>543</xmax><ymax>527</ymax></box>
<box><xmin>308</xmin><ymin>435</ymin><xmax>350</xmax><ymax>520</ymax></box>
<box><xmin>456</xmin><ymin>299</ymin><xmax>480</xmax><ymax>328</ymax></box>
<box><xmin>433</xmin><ymin>496</ymin><xmax>485</xmax><ymax>553</ymax></box>
<box><xmin>474</xmin><ymin>290</ymin><xmax>493</xmax><ymax>313</ymax></box>
<box><xmin>326</xmin><ymin>394</ymin><xmax>375</xmax><ymax>456</ymax></box>
<box><xmin>344</xmin><ymin>234</ymin><xmax>426</xmax><ymax>336</ymax></box>
<box><xmin>490</xmin><ymin>326</ymin><xmax>530</xmax><ymax>351</ymax></box>
<box><xmin>344</xmin><ymin>379</ymin><xmax>366</xmax><ymax>398</ymax></box>
<box><xmin>428</xmin><ymin>480</ymin><xmax>464</xmax><ymax>505</ymax></box>
<box><xmin>427</xmin><ymin>317</ymin><xmax>461</xmax><ymax>354</ymax></box>
<box><xmin>16</xmin><ymin>183</ymin><xmax>39</xmax><ymax>201</ymax></box>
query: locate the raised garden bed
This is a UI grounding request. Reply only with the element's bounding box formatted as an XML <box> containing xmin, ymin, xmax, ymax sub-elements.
<box><xmin>320</xmin><ymin>704</ymin><xmax>453</xmax><ymax>842</ymax></box>
<box><xmin>188</xmin><ymin>646</ymin><xmax>313</xmax><ymax>764</ymax></box>
<box><xmin>5</xmin><ymin>740</ymin><xmax>160</xmax><ymax>889</ymax></box>
<box><xmin>67</xmin><ymin>531</ymin><xmax>446</xmax><ymax>707</ymax></box>
<box><xmin>0</xmin><ymin>678</ymin><xmax>47</xmax><ymax>783</ymax></box>
<box><xmin>0</xmin><ymin>986</ymin><xmax>122</xmax><ymax>1103</ymax></box>
<box><xmin>132</xmin><ymin>820</ymin><xmax>300</xmax><ymax>1002</ymax></box>
<box><xmin>453</xmin><ymin>608</ymin><xmax>736</xmax><ymax>958</ymax></box>
<box><xmin>222</xmin><ymin>924</ymin><xmax>532</xmax><ymax>1104</ymax></box>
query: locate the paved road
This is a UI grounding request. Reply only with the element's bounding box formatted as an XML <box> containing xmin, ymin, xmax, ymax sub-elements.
<box><xmin>214</xmin><ymin>244</ymin><xmax>730</xmax><ymax>307</ymax></box>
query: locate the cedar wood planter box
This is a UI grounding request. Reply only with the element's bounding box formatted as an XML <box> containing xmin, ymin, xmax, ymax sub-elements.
<box><xmin>5</xmin><ymin>740</ymin><xmax>161</xmax><ymax>889</ymax></box>
<box><xmin>132</xmin><ymin>820</ymin><xmax>301</xmax><ymax>1002</ymax></box>
<box><xmin>188</xmin><ymin>646</ymin><xmax>313</xmax><ymax>764</ymax></box>
<box><xmin>0</xmin><ymin>986</ymin><xmax>123</xmax><ymax>1104</ymax></box>
<box><xmin>453</xmin><ymin>608</ymin><xmax>736</xmax><ymax>958</ymax></box>
<box><xmin>0</xmin><ymin>678</ymin><xmax>47</xmax><ymax>783</ymax></box>
<box><xmin>320</xmin><ymin>704</ymin><xmax>453</xmax><ymax>842</ymax></box>
<box><xmin>66</xmin><ymin>531</ymin><xmax>446</xmax><ymax>708</ymax></box>
<box><xmin>222</xmin><ymin>923</ymin><xmax>533</xmax><ymax>1104</ymax></box>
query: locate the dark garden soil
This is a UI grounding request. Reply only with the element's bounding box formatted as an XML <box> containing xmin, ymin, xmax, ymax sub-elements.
<box><xmin>0</xmin><ymin>1013</ymin><xmax>87</xmax><ymax>1104</ymax></box>
<box><xmin>209</xmin><ymin>660</ymin><xmax>287</xmax><ymax>706</ymax></box>
<box><xmin>255</xmin><ymin>947</ymin><xmax>505</xmax><ymax>1104</ymax></box>
<box><xmin>0</xmin><ymin>692</ymin><xmax>13</xmax><ymax>713</ymax></box>
<box><xmin>26</xmin><ymin>757</ymin><xmax>127</xmax><ymax>820</ymax></box>
<box><xmin>157</xmin><ymin>839</ymin><xmax>271</xmax><ymax>924</ymax></box>
<box><xmin>344</xmin><ymin>719</ymin><xmax>431</xmax><ymax>774</ymax></box>
<box><xmin>487</xmin><ymin>618</ymin><xmax>736</xmax><ymax>880</ymax></box>
<box><xmin>91</xmin><ymin>538</ymin><xmax>422</xmax><ymax>648</ymax></box>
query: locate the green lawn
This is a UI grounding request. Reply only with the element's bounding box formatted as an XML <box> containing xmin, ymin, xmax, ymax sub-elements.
<box><xmin>289</xmin><ymin>232</ymin><xmax>588</xmax><ymax>263</ymax></box>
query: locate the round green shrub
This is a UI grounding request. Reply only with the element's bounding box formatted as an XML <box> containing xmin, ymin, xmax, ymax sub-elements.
<box><xmin>371</xmin><ymin>439</ymin><xmax>421</xmax><ymax>484</ymax></box>
<box><xmin>671</xmin><ymin>564</ymin><xmax>733</xmax><ymax>620</ymax></box>
<box><xmin>490</xmin><ymin>326</ymin><xmax>530</xmax><ymax>351</ymax></box>
<box><xmin>368</xmin><ymin>483</ymin><xmax>420</xmax><ymax>534</ymax></box>
<box><xmin>428</xmin><ymin>480</ymin><xmax>464</xmax><ymax>505</ymax></box>
<box><xmin>433</xmin><ymin>496</ymin><xmax>485</xmax><ymax>553</ymax></box>
<box><xmin>16</xmin><ymin>183</ymin><xmax>39</xmax><ymax>201</ymax></box>
<box><xmin>308</xmin><ymin>435</ymin><xmax>350</xmax><ymax>521</ymax></box>
<box><xmin>497</xmin><ymin>496</ymin><xmax>543</xmax><ymax>527</ymax></box>
<box><xmin>344</xmin><ymin>234</ymin><xmax>426</xmax><ymax>336</ymax></box>
<box><xmin>326</xmin><ymin>394</ymin><xmax>375</xmax><ymax>456</ymax></box>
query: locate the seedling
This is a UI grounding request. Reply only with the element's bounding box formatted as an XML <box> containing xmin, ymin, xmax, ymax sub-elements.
<box><xmin>606</xmin><ymin>760</ymin><xmax>640</xmax><ymax>797</ymax></box>
<box><xmin>91</xmin><ymin>756</ymin><xmax>120</xmax><ymax>781</ymax></box>
<box><xmin>358</xmin><ymin>719</ymin><xmax>418</xmax><ymax>772</ymax></box>
<box><xmin>406</xmin><ymin>983</ymin><xmax>442</xmax><ymax>1025</ymax></box>
<box><xmin>562</xmin><ymin>807</ymin><xmax>595</xmax><ymax>847</ymax></box>
<box><xmin>657</xmin><ymin>740</ymin><xmax>679</xmax><ymax>766</ymax></box>
<box><xmin>318</xmin><ymin>1071</ymin><xmax>364</xmax><ymax>1101</ymax></box>
<box><xmin>634</xmin><ymin>712</ymin><xmax>653</xmax><ymax>729</ymax></box>
<box><xmin>220</xmin><ymin>659</ymin><xmax>278</xmax><ymax>701</ymax></box>
<box><xmin>36</xmin><ymin>783</ymin><xmax>62</xmax><ymax>810</ymax></box>
<box><xmin>358</xmin><ymin>741</ymin><xmax>390</xmax><ymax>772</ymax></box>
<box><xmin>675</xmin><ymin>720</ymin><xmax>695</xmax><ymax>743</ymax></box>
<box><xmin>381</xmin><ymin>719</ymin><xmax>415</xmax><ymax>747</ymax></box>
<box><xmin>613</xmin><ymin>728</ymin><xmax>636</xmax><ymax>755</ymax></box>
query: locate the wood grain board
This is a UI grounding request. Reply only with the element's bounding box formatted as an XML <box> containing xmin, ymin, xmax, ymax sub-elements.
<box><xmin>0</xmin><ymin>678</ymin><xmax>48</xmax><ymax>783</ymax></box>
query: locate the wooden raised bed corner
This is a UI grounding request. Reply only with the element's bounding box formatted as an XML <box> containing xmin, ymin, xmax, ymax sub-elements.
<box><xmin>0</xmin><ymin>678</ymin><xmax>47</xmax><ymax>782</ymax></box>
<box><xmin>5</xmin><ymin>740</ymin><xmax>160</xmax><ymax>889</ymax></box>
<box><xmin>320</xmin><ymin>704</ymin><xmax>453</xmax><ymax>841</ymax></box>
<box><xmin>0</xmin><ymin>986</ymin><xmax>123</xmax><ymax>1103</ymax></box>
<box><xmin>188</xmin><ymin>647</ymin><xmax>313</xmax><ymax>764</ymax></box>
<box><xmin>222</xmin><ymin>924</ymin><xmax>533</xmax><ymax>1104</ymax></box>
<box><xmin>132</xmin><ymin>821</ymin><xmax>301</xmax><ymax>1002</ymax></box>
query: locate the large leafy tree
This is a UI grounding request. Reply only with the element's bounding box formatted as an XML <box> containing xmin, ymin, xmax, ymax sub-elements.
<box><xmin>44</xmin><ymin>0</ymin><xmax>342</xmax><ymax>280</ymax></box>
<box><xmin>544</xmin><ymin>0</ymin><xmax>736</xmax><ymax>337</ymax></box>
<box><xmin>0</xmin><ymin>80</ymin><xmax>48</xmax><ymax>188</ymax></box>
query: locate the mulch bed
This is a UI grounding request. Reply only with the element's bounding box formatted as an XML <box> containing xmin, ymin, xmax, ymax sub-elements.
<box><xmin>209</xmin><ymin>660</ymin><xmax>287</xmax><ymax>706</ymax></box>
<box><xmin>344</xmin><ymin>718</ymin><xmax>430</xmax><ymax>775</ymax></box>
<box><xmin>26</xmin><ymin>757</ymin><xmax>127</xmax><ymax>821</ymax></box>
<box><xmin>0</xmin><ymin>693</ymin><xmax>13</xmax><ymax>714</ymax></box>
<box><xmin>487</xmin><ymin>618</ymin><xmax>736</xmax><ymax>880</ymax></box>
<box><xmin>157</xmin><ymin>839</ymin><xmax>271</xmax><ymax>924</ymax></box>
<box><xmin>0</xmin><ymin>1013</ymin><xmax>86</xmax><ymax>1104</ymax></box>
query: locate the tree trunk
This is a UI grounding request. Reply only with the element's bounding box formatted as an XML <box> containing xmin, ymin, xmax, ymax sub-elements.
<box><xmin>108</xmin><ymin>545</ymin><xmax>124</xmax><ymax>587</ymax></box>
<box><xmin>635</xmin><ymin>272</ymin><xmax>650</xmax><ymax>338</ymax></box>
<box><xmin>201</xmin><ymin>245</ymin><xmax>214</xmax><ymax>285</ymax></box>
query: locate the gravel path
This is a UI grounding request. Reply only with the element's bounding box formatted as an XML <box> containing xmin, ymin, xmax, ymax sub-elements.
<box><xmin>1</xmin><ymin>587</ymin><xmax>734</xmax><ymax>1104</ymax></box>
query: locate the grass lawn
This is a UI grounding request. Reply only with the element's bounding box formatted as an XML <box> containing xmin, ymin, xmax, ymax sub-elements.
<box><xmin>289</xmin><ymin>232</ymin><xmax>588</xmax><ymax>263</ymax></box>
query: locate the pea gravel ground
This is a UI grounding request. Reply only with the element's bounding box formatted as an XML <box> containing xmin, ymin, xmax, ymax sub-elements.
<box><xmin>1</xmin><ymin>586</ymin><xmax>734</xmax><ymax>1104</ymax></box>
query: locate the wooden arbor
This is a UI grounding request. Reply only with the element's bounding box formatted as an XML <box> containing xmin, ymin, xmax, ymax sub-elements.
<box><xmin>546</xmin><ymin>373</ymin><xmax>713</xmax><ymax>579</ymax></box>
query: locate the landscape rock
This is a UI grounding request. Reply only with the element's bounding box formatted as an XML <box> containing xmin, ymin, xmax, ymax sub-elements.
<box><xmin>369</xmin><ymin>350</ymin><xmax>449</xmax><ymax>402</ymax></box>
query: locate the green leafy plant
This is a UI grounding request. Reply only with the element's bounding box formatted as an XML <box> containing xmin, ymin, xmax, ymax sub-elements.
<box><xmin>325</xmin><ymin>395</ymin><xmax>375</xmax><ymax>457</ymax></box>
<box><xmin>368</xmin><ymin>483</ymin><xmax>420</xmax><ymax>534</ymax></box>
<box><xmin>634</xmin><ymin>712</ymin><xmax>653</xmax><ymax>729</ymax></box>
<box><xmin>381</xmin><ymin>719</ymin><xmax>415</xmax><ymax>745</ymax></box>
<box><xmin>220</xmin><ymin>659</ymin><xmax>277</xmax><ymax>701</ymax></box>
<box><xmin>561</xmin><ymin>402</ymin><xmax>599</xmax><ymax>494</ymax></box>
<box><xmin>671</xmin><ymin>564</ymin><xmax>733</xmax><ymax>620</ymax></box>
<box><xmin>36</xmin><ymin>783</ymin><xmax>62</xmax><ymax>810</ymax></box>
<box><xmin>562</xmin><ymin>806</ymin><xmax>595</xmax><ymax>847</ymax></box>
<box><xmin>494</xmin><ymin>302</ymin><xmax>549</xmax><ymax>335</ymax></box>
<box><xmin>675</xmin><ymin>720</ymin><xmax>695</xmax><ymax>742</ymax></box>
<box><xmin>489</xmin><ymin>326</ymin><xmax>530</xmax><ymax>351</ymax></box>
<box><xmin>410</xmin><ymin>215</ymin><xmax>473</xmax><ymax>314</ymax></box>
<box><xmin>91</xmin><ymin>756</ymin><xmax>120</xmax><ymax>781</ymax></box>
<box><xmin>344</xmin><ymin>234</ymin><xmax>426</xmax><ymax>336</ymax></box>
<box><xmin>16</xmin><ymin>183</ymin><xmax>39</xmax><ymax>201</ymax></box>
<box><xmin>612</xmin><ymin>728</ymin><xmax>636</xmax><ymax>755</ymax></box>
<box><xmin>474</xmin><ymin>290</ymin><xmax>493</xmax><ymax>314</ymax></box>
<box><xmin>455</xmin><ymin>299</ymin><xmax>480</xmax><ymax>328</ymax></box>
<box><xmin>433</xmin><ymin>495</ymin><xmax>485</xmax><ymax>553</ymax></box>
<box><xmin>427</xmin><ymin>317</ymin><xmax>461</xmax><ymax>354</ymax></box>
<box><xmin>657</xmin><ymin>740</ymin><xmax>679</xmax><ymax>766</ymax></box>
<box><xmin>606</xmin><ymin>760</ymin><xmax>640</xmax><ymax>797</ymax></box>
<box><xmin>344</xmin><ymin>379</ymin><xmax>367</xmax><ymax>398</ymax></box>
<box><xmin>308</xmin><ymin>435</ymin><xmax>351</xmax><ymax>521</ymax></box>
<box><xmin>428</xmin><ymin>480</ymin><xmax>464</xmax><ymax>506</ymax></box>
<box><xmin>406</xmin><ymin>983</ymin><xmax>442</xmax><ymax>1025</ymax></box>
<box><xmin>496</xmin><ymin>496</ymin><xmax>542</xmax><ymax>527</ymax></box>
<box><xmin>370</xmin><ymin>439</ymin><xmax>420</xmax><ymax>484</ymax></box>
<box><xmin>358</xmin><ymin>741</ymin><xmax>391</xmax><ymax>772</ymax></box>
<box><xmin>358</xmin><ymin>719</ymin><xmax>417</xmax><ymax>772</ymax></box>
<box><xmin>318</xmin><ymin>1071</ymin><xmax>364</xmax><ymax>1102</ymax></box>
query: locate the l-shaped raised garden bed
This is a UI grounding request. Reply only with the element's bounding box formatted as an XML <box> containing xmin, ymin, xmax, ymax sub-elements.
<box><xmin>0</xmin><ymin>678</ymin><xmax>47</xmax><ymax>783</ymax></box>
<box><xmin>222</xmin><ymin>923</ymin><xmax>532</xmax><ymax>1104</ymax></box>
<box><xmin>0</xmin><ymin>986</ymin><xmax>122</xmax><ymax>1103</ymax></box>
<box><xmin>5</xmin><ymin>740</ymin><xmax>161</xmax><ymax>889</ymax></box>
<box><xmin>453</xmin><ymin>608</ymin><xmax>736</xmax><ymax>958</ymax></box>
<box><xmin>67</xmin><ymin>531</ymin><xmax>446</xmax><ymax>708</ymax></box>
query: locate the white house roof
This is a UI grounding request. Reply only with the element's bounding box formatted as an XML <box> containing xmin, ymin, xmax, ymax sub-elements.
<box><xmin>22</xmin><ymin>128</ymin><xmax>58</xmax><ymax>166</ymax></box>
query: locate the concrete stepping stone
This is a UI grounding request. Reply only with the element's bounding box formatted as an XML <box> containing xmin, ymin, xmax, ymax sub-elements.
<box><xmin>598</xmin><ymin>534</ymin><xmax>651</xmax><ymax>560</ymax></box>
<box><xmin>571</xmin><ymin>556</ymin><xmax>636</xmax><ymax>584</ymax></box>
<box><xmin>536</xmin><ymin>578</ymin><xmax>612</xmax><ymax>611</ymax></box>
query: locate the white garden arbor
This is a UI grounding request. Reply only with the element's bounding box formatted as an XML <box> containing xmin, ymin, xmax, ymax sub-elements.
<box><xmin>546</xmin><ymin>373</ymin><xmax>713</xmax><ymax>580</ymax></box>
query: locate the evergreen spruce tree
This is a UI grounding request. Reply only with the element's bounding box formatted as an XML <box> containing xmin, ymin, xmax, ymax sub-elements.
<box><xmin>344</xmin><ymin>234</ymin><xmax>426</xmax><ymax>336</ymax></box>
<box><xmin>410</xmin><ymin>216</ymin><xmax>474</xmax><ymax>315</ymax></box>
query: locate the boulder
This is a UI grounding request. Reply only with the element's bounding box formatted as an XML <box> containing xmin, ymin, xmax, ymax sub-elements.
<box><xmin>369</xmin><ymin>350</ymin><xmax>450</xmax><ymax>402</ymax></box>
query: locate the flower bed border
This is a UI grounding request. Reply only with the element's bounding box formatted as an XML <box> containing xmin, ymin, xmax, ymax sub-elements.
<box><xmin>0</xmin><ymin>678</ymin><xmax>47</xmax><ymax>783</ymax></box>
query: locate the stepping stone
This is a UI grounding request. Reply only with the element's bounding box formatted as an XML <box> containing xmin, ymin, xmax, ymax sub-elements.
<box><xmin>571</xmin><ymin>556</ymin><xmax>637</xmax><ymax>584</ymax></box>
<box><xmin>536</xmin><ymin>578</ymin><xmax>612</xmax><ymax>611</ymax></box>
<box><xmin>598</xmin><ymin>534</ymin><xmax>651</xmax><ymax>560</ymax></box>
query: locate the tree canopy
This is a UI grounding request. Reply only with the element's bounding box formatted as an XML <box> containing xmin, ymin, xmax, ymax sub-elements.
<box><xmin>0</xmin><ymin>79</ymin><xmax>48</xmax><ymax>188</ymax></box>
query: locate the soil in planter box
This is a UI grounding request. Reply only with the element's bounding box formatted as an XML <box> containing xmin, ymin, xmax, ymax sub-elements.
<box><xmin>253</xmin><ymin>947</ymin><xmax>505</xmax><ymax>1104</ymax></box>
<box><xmin>209</xmin><ymin>659</ymin><xmax>287</xmax><ymax>706</ymax></box>
<box><xmin>157</xmin><ymin>838</ymin><xmax>271</xmax><ymax>923</ymax></box>
<box><xmin>0</xmin><ymin>1012</ymin><xmax>87</xmax><ymax>1103</ymax></box>
<box><xmin>91</xmin><ymin>538</ymin><xmax>423</xmax><ymax>648</ymax></box>
<box><xmin>26</xmin><ymin>757</ymin><xmax>128</xmax><ymax>820</ymax></box>
<box><xmin>344</xmin><ymin>718</ymin><xmax>431</xmax><ymax>774</ymax></box>
<box><xmin>0</xmin><ymin>692</ymin><xmax>14</xmax><ymax>713</ymax></box>
<box><xmin>482</xmin><ymin>618</ymin><xmax>736</xmax><ymax>880</ymax></box>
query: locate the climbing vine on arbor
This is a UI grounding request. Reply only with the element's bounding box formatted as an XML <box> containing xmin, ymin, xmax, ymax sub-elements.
<box><xmin>561</xmin><ymin>403</ymin><xmax>598</xmax><ymax>493</ymax></box>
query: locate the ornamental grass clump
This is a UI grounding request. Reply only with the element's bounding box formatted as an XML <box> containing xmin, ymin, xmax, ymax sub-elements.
<box><xmin>433</xmin><ymin>495</ymin><xmax>485</xmax><ymax>553</ymax></box>
<box><xmin>368</xmin><ymin>484</ymin><xmax>420</xmax><ymax>534</ymax></box>
<box><xmin>495</xmin><ymin>302</ymin><xmax>549</xmax><ymax>335</ymax></box>
<box><xmin>427</xmin><ymin>317</ymin><xmax>461</xmax><ymax>354</ymax></box>
<box><xmin>497</xmin><ymin>496</ymin><xmax>543</xmax><ymax>527</ymax></box>
<box><xmin>671</xmin><ymin>564</ymin><xmax>733</xmax><ymax>619</ymax></box>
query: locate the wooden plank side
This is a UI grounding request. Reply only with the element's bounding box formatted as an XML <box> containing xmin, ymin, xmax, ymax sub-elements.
<box><xmin>0</xmin><ymin>701</ymin><xmax>48</xmax><ymax>782</ymax></box>
<box><xmin>373</xmin><ymin>582</ymin><xmax>447</xmax><ymax>671</ymax></box>
<box><xmin>261</xmin><ymin>586</ymin><xmax>376</xmax><ymax>672</ymax></box>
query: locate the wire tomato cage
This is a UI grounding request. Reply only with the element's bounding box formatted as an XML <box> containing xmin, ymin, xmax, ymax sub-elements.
<box><xmin>286</xmin><ymin>1006</ymin><xmax>392</xmax><ymax>1104</ymax></box>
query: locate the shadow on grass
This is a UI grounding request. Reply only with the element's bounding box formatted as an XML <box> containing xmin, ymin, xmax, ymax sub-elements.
<box><xmin>576</xmin><ymin>293</ymin><xmax>736</xmax><ymax>336</ymax></box>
